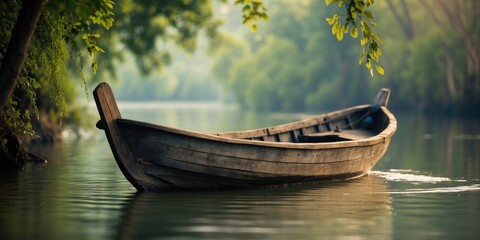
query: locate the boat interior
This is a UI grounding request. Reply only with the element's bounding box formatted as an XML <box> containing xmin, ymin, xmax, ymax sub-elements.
<box><xmin>215</xmin><ymin>106</ymin><xmax>389</xmax><ymax>143</ymax></box>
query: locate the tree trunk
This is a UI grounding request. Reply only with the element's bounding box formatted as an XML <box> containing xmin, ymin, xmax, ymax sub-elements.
<box><xmin>0</xmin><ymin>0</ymin><xmax>46</xmax><ymax>170</ymax></box>
<box><xmin>0</xmin><ymin>0</ymin><xmax>46</xmax><ymax>110</ymax></box>
<box><xmin>385</xmin><ymin>0</ymin><xmax>415</xmax><ymax>40</ymax></box>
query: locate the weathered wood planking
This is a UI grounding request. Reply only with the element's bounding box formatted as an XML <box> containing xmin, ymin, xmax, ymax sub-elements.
<box><xmin>94</xmin><ymin>82</ymin><xmax>397</xmax><ymax>191</ymax></box>
<box><xmin>93</xmin><ymin>83</ymin><xmax>175</xmax><ymax>191</ymax></box>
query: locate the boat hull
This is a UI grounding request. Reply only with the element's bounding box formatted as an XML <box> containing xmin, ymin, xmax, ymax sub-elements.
<box><xmin>118</xmin><ymin>119</ymin><xmax>390</xmax><ymax>190</ymax></box>
<box><xmin>93</xmin><ymin>83</ymin><xmax>396</xmax><ymax>191</ymax></box>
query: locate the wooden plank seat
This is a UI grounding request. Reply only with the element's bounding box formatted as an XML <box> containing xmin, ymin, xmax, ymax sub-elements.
<box><xmin>298</xmin><ymin>129</ymin><xmax>376</xmax><ymax>143</ymax></box>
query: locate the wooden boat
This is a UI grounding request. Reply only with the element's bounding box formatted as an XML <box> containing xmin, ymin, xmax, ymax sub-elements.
<box><xmin>94</xmin><ymin>83</ymin><xmax>397</xmax><ymax>191</ymax></box>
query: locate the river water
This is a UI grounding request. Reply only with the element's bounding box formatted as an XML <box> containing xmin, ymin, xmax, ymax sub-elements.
<box><xmin>1</xmin><ymin>102</ymin><xmax>479</xmax><ymax>240</ymax></box>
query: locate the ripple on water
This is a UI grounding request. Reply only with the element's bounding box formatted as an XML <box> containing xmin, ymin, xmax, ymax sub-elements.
<box><xmin>371</xmin><ymin>169</ymin><xmax>480</xmax><ymax>194</ymax></box>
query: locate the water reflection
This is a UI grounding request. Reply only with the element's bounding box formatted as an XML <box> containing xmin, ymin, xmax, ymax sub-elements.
<box><xmin>116</xmin><ymin>175</ymin><xmax>392</xmax><ymax>239</ymax></box>
<box><xmin>0</xmin><ymin>139</ymin><xmax>134</xmax><ymax>240</ymax></box>
<box><xmin>1</xmin><ymin>103</ymin><xmax>480</xmax><ymax>239</ymax></box>
<box><xmin>378</xmin><ymin>113</ymin><xmax>480</xmax><ymax>180</ymax></box>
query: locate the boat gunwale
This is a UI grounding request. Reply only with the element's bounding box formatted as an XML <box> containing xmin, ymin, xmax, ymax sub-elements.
<box><xmin>116</xmin><ymin>104</ymin><xmax>397</xmax><ymax>150</ymax></box>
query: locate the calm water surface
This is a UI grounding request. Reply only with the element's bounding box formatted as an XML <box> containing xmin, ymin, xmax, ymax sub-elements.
<box><xmin>1</xmin><ymin>102</ymin><xmax>479</xmax><ymax>239</ymax></box>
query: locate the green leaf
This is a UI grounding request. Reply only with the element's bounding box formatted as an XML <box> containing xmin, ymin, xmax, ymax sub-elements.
<box><xmin>332</xmin><ymin>21</ymin><xmax>340</xmax><ymax>34</ymax></box>
<box><xmin>376</xmin><ymin>47</ymin><xmax>382</xmax><ymax>56</ymax></box>
<box><xmin>351</xmin><ymin>26</ymin><xmax>358</xmax><ymax>38</ymax></box>
<box><xmin>376</xmin><ymin>65</ymin><xmax>385</xmax><ymax>75</ymax></box>
<box><xmin>351</xmin><ymin>8</ymin><xmax>357</xmax><ymax>19</ymax></box>
<box><xmin>365</xmin><ymin>58</ymin><xmax>372</xmax><ymax>69</ymax></box>
<box><xmin>260</xmin><ymin>13</ymin><xmax>268</xmax><ymax>20</ymax></box>
<box><xmin>360</xmin><ymin>38</ymin><xmax>368</xmax><ymax>45</ymax></box>
<box><xmin>92</xmin><ymin>61</ymin><xmax>98</xmax><ymax>74</ymax></box>
<box><xmin>358</xmin><ymin>51</ymin><xmax>365</xmax><ymax>65</ymax></box>
<box><xmin>363</xmin><ymin>10</ymin><xmax>374</xmax><ymax>19</ymax></box>
<box><xmin>326</xmin><ymin>17</ymin><xmax>335</xmax><ymax>25</ymax></box>
<box><xmin>336</xmin><ymin>28</ymin><xmax>344</xmax><ymax>41</ymax></box>
<box><xmin>370</xmin><ymin>51</ymin><xmax>378</xmax><ymax>62</ymax></box>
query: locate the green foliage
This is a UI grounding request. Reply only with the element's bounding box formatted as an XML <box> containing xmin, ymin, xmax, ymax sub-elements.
<box><xmin>0</xmin><ymin>1</ymin><xmax>36</xmax><ymax>139</ymax></box>
<box><xmin>213</xmin><ymin>0</ymin><xmax>479</xmax><ymax>114</ymax></box>
<box><xmin>2</xmin><ymin>0</ymin><xmax>236</xmax><ymax>147</ymax></box>
<box><xmin>2</xmin><ymin>98</ymin><xmax>35</xmax><ymax>138</ymax></box>
<box><xmin>372</xmin><ymin>0</ymin><xmax>480</xmax><ymax>113</ymax></box>
<box><xmin>49</xmin><ymin>0</ymin><xmax>115</xmax><ymax>92</ymax></box>
<box><xmin>88</xmin><ymin>0</ymin><xmax>115</xmax><ymax>29</ymax></box>
<box><xmin>0</xmin><ymin>1</ymin><xmax>32</xmax><ymax>139</ymax></box>
<box><xmin>234</xmin><ymin>0</ymin><xmax>268</xmax><ymax>32</ymax></box>
<box><xmin>85</xmin><ymin>0</ymin><xmax>226</xmax><ymax>81</ymax></box>
<box><xmin>112</xmin><ymin>47</ymin><xmax>220</xmax><ymax>102</ymax></box>
<box><xmin>325</xmin><ymin>0</ymin><xmax>384</xmax><ymax>76</ymax></box>
<box><xmin>0</xmin><ymin>0</ymin><xmax>84</xmax><ymax>144</ymax></box>
<box><xmin>213</xmin><ymin>0</ymin><xmax>370</xmax><ymax>112</ymax></box>
<box><xmin>231</xmin><ymin>36</ymin><xmax>305</xmax><ymax>111</ymax></box>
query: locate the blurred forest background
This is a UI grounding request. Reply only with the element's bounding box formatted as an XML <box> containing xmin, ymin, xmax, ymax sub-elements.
<box><xmin>110</xmin><ymin>0</ymin><xmax>480</xmax><ymax>115</ymax></box>
<box><xmin>1</xmin><ymin>0</ymin><xmax>479</xmax><ymax>146</ymax></box>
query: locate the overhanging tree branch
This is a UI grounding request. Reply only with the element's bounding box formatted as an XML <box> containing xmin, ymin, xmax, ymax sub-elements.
<box><xmin>0</xmin><ymin>0</ymin><xmax>47</xmax><ymax>110</ymax></box>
